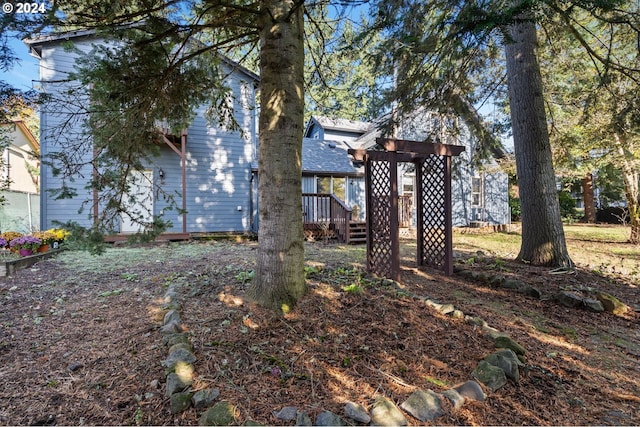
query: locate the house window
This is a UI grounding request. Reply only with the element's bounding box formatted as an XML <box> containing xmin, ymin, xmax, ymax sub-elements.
<box><xmin>471</xmin><ymin>176</ymin><xmax>482</xmax><ymax>207</ymax></box>
<box><xmin>318</xmin><ymin>176</ymin><xmax>346</xmax><ymax>201</ymax></box>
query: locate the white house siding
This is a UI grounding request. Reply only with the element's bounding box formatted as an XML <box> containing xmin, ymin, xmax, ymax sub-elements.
<box><xmin>33</xmin><ymin>34</ymin><xmax>258</xmax><ymax>233</ymax></box>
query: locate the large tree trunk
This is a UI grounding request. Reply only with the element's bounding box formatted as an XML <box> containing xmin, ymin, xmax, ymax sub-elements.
<box><xmin>247</xmin><ymin>0</ymin><xmax>306</xmax><ymax>313</ymax></box>
<box><xmin>613</xmin><ymin>133</ymin><xmax>640</xmax><ymax>243</ymax></box>
<box><xmin>504</xmin><ymin>17</ymin><xmax>573</xmax><ymax>267</ymax></box>
<box><xmin>582</xmin><ymin>173</ymin><xmax>596</xmax><ymax>223</ymax></box>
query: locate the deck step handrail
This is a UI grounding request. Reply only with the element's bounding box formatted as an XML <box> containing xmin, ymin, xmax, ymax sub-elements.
<box><xmin>302</xmin><ymin>193</ymin><xmax>352</xmax><ymax>243</ymax></box>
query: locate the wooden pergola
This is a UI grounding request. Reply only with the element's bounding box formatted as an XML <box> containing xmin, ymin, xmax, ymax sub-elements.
<box><xmin>349</xmin><ymin>138</ymin><xmax>465</xmax><ymax>281</ymax></box>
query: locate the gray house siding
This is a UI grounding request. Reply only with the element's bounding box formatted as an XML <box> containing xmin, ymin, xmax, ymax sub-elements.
<box><xmin>31</xmin><ymin>33</ymin><xmax>258</xmax><ymax>233</ymax></box>
<box><xmin>36</xmin><ymin>36</ymin><xmax>97</xmax><ymax>230</ymax></box>
<box><xmin>396</xmin><ymin>110</ymin><xmax>509</xmax><ymax>227</ymax></box>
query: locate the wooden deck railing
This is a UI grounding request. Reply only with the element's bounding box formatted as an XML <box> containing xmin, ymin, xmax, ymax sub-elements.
<box><xmin>302</xmin><ymin>193</ymin><xmax>352</xmax><ymax>243</ymax></box>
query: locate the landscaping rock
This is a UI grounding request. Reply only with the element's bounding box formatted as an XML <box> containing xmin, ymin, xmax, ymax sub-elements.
<box><xmin>162</xmin><ymin>348</ymin><xmax>196</xmax><ymax>369</ymax></box>
<box><xmin>484</xmin><ymin>349</ymin><xmax>522</xmax><ymax>382</ymax></box>
<box><xmin>400</xmin><ymin>389</ymin><xmax>444</xmax><ymax>422</ymax></box>
<box><xmin>165</xmin><ymin>372</ymin><xmax>192</xmax><ymax>396</ymax></box>
<box><xmin>192</xmin><ymin>388</ymin><xmax>220</xmax><ymax>409</ymax></box>
<box><xmin>160</xmin><ymin>320</ymin><xmax>182</xmax><ymax>335</ymax></box>
<box><xmin>199</xmin><ymin>401</ymin><xmax>236</xmax><ymax>426</ymax></box>
<box><xmin>163</xmin><ymin>309</ymin><xmax>181</xmax><ymax>325</ymax></box>
<box><xmin>465</xmin><ymin>316</ymin><xmax>488</xmax><ymax>327</ymax></box>
<box><xmin>370</xmin><ymin>396</ymin><xmax>407</xmax><ymax>426</ymax></box>
<box><xmin>437</xmin><ymin>303</ymin><xmax>456</xmax><ymax>315</ymax></box>
<box><xmin>296</xmin><ymin>411</ymin><xmax>312</xmax><ymax>426</ymax></box>
<box><xmin>441</xmin><ymin>389</ymin><xmax>465</xmax><ymax>410</ymax></box>
<box><xmin>315</xmin><ymin>410</ymin><xmax>346</xmax><ymax>426</ymax></box>
<box><xmin>596</xmin><ymin>292</ymin><xmax>628</xmax><ymax>315</ymax></box>
<box><xmin>274</xmin><ymin>406</ymin><xmax>298</xmax><ymax>421</ymax></box>
<box><xmin>168</xmin><ymin>342</ymin><xmax>193</xmax><ymax>354</ymax></box>
<box><xmin>170</xmin><ymin>391</ymin><xmax>192</xmax><ymax>414</ymax></box>
<box><xmin>163</xmin><ymin>332</ymin><xmax>190</xmax><ymax>347</ymax></box>
<box><xmin>494</xmin><ymin>336</ymin><xmax>527</xmax><ymax>356</ymax></box>
<box><xmin>472</xmin><ymin>360</ymin><xmax>507</xmax><ymax>391</ymax></box>
<box><xmin>453</xmin><ymin>381</ymin><xmax>486</xmax><ymax>402</ymax></box>
<box><xmin>502</xmin><ymin>279</ymin><xmax>525</xmax><ymax>290</ymax></box>
<box><xmin>344</xmin><ymin>401</ymin><xmax>370</xmax><ymax>424</ymax></box>
<box><xmin>519</xmin><ymin>285</ymin><xmax>542</xmax><ymax>299</ymax></box>
<box><xmin>556</xmin><ymin>291</ymin><xmax>584</xmax><ymax>308</ymax></box>
<box><xmin>451</xmin><ymin>309</ymin><xmax>465</xmax><ymax>319</ymax></box>
<box><xmin>488</xmin><ymin>275</ymin><xmax>505</xmax><ymax>286</ymax></box>
<box><xmin>583</xmin><ymin>298</ymin><xmax>605</xmax><ymax>313</ymax></box>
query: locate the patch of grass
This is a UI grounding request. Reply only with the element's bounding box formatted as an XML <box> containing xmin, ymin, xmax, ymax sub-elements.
<box><xmin>423</xmin><ymin>375</ymin><xmax>449</xmax><ymax>388</ymax></box>
<box><xmin>563</xmin><ymin>224</ymin><xmax>628</xmax><ymax>243</ymax></box>
<box><xmin>342</xmin><ymin>283</ymin><xmax>363</xmax><ymax>294</ymax></box>
<box><xmin>98</xmin><ymin>288</ymin><xmax>125</xmax><ymax>297</ymax></box>
<box><xmin>235</xmin><ymin>270</ymin><xmax>255</xmax><ymax>284</ymax></box>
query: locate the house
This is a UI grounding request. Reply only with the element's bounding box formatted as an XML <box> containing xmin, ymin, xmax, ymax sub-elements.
<box><xmin>26</xmin><ymin>30</ymin><xmax>260</xmax><ymax>237</ymax></box>
<box><xmin>26</xmin><ymin>28</ymin><xmax>508</xmax><ymax>241</ymax></box>
<box><xmin>305</xmin><ymin>113</ymin><xmax>510</xmax><ymax>228</ymax></box>
<box><xmin>0</xmin><ymin>120</ymin><xmax>40</xmax><ymax>232</ymax></box>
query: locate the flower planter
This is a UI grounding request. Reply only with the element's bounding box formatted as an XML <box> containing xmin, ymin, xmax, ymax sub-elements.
<box><xmin>19</xmin><ymin>248</ymin><xmax>33</xmax><ymax>257</ymax></box>
<box><xmin>37</xmin><ymin>244</ymin><xmax>50</xmax><ymax>253</ymax></box>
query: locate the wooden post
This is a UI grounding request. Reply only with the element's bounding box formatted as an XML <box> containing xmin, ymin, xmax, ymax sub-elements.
<box><xmin>181</xmin><ymin>130</ymin><xmax>187</xmax><ymax>234</ymax></box>
<box><xmin>390</xmin><ymin>156</ymin><xmax>400</xmax><ymax>281</ymax></box>
<box><xmin>444</xmin><ymin>156</ymin><xmax>453</xmax><ymax>276</ymax></box>
<box><xmin>415</xmin><ymin>159</ymin><xmax>424</xmax><ymax>266</ymax></box>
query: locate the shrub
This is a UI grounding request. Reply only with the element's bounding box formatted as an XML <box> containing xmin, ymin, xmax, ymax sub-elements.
<box><xmin>558</xmin><ymin>191</ymin><xmax>577</xmax><ymax>219</ymax></box>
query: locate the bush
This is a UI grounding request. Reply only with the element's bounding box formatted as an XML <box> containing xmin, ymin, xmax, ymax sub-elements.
<box><xmin>509</xmin><ymin>196</ymin><xmax>521</xmax><ymax>222</ymax></box>
<box><xmin>558</xmin><ymin>191</ymin><xmax>577</xmax><ymax>219</ymax></box>
<box><xmin>596</xmin><ymin>207</ymin><xmax>629</xmax><ymax>224</ymax></box>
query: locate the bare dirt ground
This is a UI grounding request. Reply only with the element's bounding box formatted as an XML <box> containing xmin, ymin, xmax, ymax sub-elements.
<box><xmin>0</xmin><ymin>230</ymin><xmax>638</xmax><ymax>426</ymax></box>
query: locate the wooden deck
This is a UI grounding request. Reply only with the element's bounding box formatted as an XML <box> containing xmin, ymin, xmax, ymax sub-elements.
<box><xmin>302</xmin><ymin>193</ymin><xmax>366</xmax><ymax>244</ymax></box>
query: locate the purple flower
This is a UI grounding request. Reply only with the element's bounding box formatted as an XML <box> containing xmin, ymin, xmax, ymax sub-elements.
<box><xmin>9</xmin><ymin>235</ymin><xmax>41</xmax><ymax>250</ymax></box>
<box><xmin>0</xmin><ymin>238</ymin><xmax>7</xmax><ymax>248</ymax></box>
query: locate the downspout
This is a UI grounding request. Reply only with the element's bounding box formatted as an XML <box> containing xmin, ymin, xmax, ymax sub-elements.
<box><xmin>181</xmin><ymin>130</ymin><xmax>187</xmax><ymax>234</ymax></box>
<box><xmin>27</xmin><ymin>191</ymin><xmax>33</xmax><ymax>231</ymax></box>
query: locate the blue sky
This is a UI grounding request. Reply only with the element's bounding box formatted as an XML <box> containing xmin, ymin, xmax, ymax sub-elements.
<box><xmin>2</xmin><ymin>35</ymin><xmax>40</xmax><ymax>92</ymax></box>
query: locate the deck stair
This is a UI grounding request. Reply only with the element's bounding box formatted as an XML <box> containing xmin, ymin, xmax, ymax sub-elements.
<box><xmin>348</xmin><ymin>221</ymin><xmax>367</xmax><ymax>244</ymax></box>
<box><xmin>302</xmin><ymin>193</ymin><xmax>367</xmax><ymax>244</ymax></box>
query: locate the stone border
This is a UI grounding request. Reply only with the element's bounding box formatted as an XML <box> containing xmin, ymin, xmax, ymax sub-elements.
<box><xmin>0</xmin><ymin>249</ymin><xmax>64</xmax><ymax>277</ymax></box>
<box><xmin>454</xmin><ymin>264</ymin><xmax>633</xmax><ymax>316</ymax></box>
<box><xmin>156</xmin><ymin>277</ymin><xmax>536</xmax><ymax>426</ymax></box>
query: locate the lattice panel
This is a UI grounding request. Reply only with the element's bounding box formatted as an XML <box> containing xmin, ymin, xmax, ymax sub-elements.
<box><xmin>367</xmin><ymin>160</ymin><xmax>393</xmax><ymax>278</ymax></box>
<box><xmin>420</xmin><ymin>156</ymin><xmax>446</xmax><ymax>268</ymax></box>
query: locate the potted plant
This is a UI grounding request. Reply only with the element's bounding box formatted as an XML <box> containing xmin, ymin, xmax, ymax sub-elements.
<box><xmin>1</xmin><ymin>231</ymin><xmax>23</xmax><ymax>251</ymax></box>
<box><xmin>32</xmin><ymin>230</ymin><xmax>57</xmax><ymax>252</ymax></box>
<box><xmin>50</xmin><ymin>228</ymin><xmax>70</xmax><ymax>249</ymax></box>
<box><xmin>9</xmin><ymin>235</ymin><xmax>42</xmax><ymax>256</ymax></box>
<box><xmin>0</xmin><ymin>237</ymin><xmax>7</xmax><ymax>250</ymax></box>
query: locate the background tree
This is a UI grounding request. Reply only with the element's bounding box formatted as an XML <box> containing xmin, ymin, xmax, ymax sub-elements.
<box><xmin>504</xmin><ymin>10</ymin><xmax>572</xmax><ymax>266</ymax></box>
<box><xmin>365</xmin><ymin>0</ymin><xmax>640</xmax><ymax>265</ymax></box>
<box><xmin>305</xmin><ymin>11</ymin><xmax>383</xmax><ymax>121</ymax></box>
<box><xmin>540</xmin><ymin>3</ymin><xmax>640</xmax><ymax>242</ymax></box>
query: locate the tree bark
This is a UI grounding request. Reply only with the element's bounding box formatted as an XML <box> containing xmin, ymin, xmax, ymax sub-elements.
<box><xmin>247</xmin><ymin>0</ymin><xmax>307</xmax><ymax>313</ymax></box>
<box><xmin>504</xmin><ymin>17</ymin><xmax>573</xmax><ymax>267</ymax></box>
<box><xmin>613</xmin><ymin>133</ymin><xmax>640</xmax><ymax>244</ymax></box>
<box><xmin>582</xmin><ymin>173</ymin><xmax>596</xmax><ymax>223</ymax></box>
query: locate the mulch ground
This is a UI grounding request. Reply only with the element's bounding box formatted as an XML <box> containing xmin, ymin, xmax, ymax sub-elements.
<box><xmin>0</xmin><ymin>239</ymin><xmax>638</xmax><ymax>426</ymax></box>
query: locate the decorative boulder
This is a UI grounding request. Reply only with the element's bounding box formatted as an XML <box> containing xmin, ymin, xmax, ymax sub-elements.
<box><xmin>472</xmin><ymin>360</ymin><xmax>507</xmax><ymax>391</ymax></box>
<box><xmin>400</xmin><ymin>389</ymin><xmax>444</xmax><ymax>422</ymax></box>
<box><xmin>370</xmin><ymin>396</ymin><xmax>407</xmax><ymax>426</ymax></box>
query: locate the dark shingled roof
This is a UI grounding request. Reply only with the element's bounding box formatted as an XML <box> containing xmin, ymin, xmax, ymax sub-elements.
<box><xmin>301</xmin><ymin>138</ymin><xmax>363</xmax><ymax>176</ymax></box>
